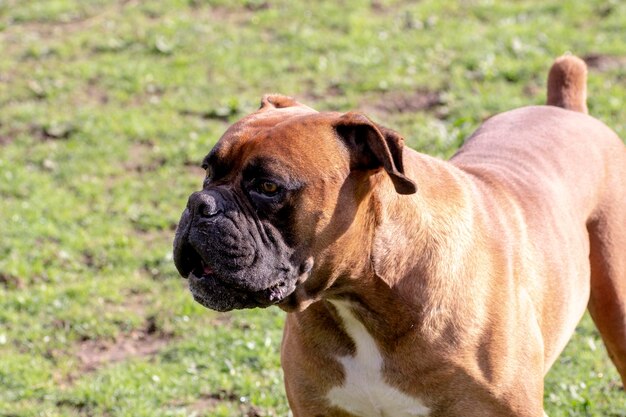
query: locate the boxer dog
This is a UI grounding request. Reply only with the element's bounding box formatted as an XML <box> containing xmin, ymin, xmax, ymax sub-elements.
<box><xmin>173</xmin><ymin>56</ymin><xmax>626</xmax><ymax>416</ymax></box>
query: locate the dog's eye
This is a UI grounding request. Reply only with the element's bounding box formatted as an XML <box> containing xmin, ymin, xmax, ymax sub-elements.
<box><xmin>258</xmin><ymin>180</ymin><xmax>279</xmax><ymax>195</ymax></box>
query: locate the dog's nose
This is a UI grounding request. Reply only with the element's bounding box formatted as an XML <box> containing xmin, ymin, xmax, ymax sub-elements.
<box><xmin>188</xmin><ymin>191</ymin><xmax>221</xmax><ymax>218</ymax></box>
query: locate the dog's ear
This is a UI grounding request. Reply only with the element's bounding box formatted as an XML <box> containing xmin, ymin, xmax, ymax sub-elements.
<box><xmin>333</xmin><ymin>112</ymin><xmax>417</xmax><ymax>195</ymax></box>
<box><xmin>259</xmin><ymin>94</ymin><xmax>302</xmax><ymax>110</ymax></box>
<box><xmin>259</xmin><ymin>94</ymin><xmax>317</xmax><ymax>113</ymax></box>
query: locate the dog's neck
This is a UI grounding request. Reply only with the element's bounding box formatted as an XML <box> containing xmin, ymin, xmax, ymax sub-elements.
<box><xmin>285</xmin><ymin>150</ymin><xmax>487</xmax><ymax>343</ymax></box>
<box><xmin>374</xmin><ymin>151</ymin><xmax>477</xmax><ymax>284</ymax></box>
<box><xmin>331</xmin><ymin>151</ymin><xmax>488</xmax><ymax>343</ymax></box>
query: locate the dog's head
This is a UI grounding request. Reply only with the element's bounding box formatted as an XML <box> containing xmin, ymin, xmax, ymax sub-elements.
<box><xmin>173</xmin><ymin>94</ymin><xmax>416</xmax><ymax>312</ymax></box>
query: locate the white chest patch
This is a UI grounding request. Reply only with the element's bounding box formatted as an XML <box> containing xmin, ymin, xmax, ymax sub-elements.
<box><xmin>326</xmin><ymin>301</ymin><xmax>430</xmax><ymax>417</ymax></box>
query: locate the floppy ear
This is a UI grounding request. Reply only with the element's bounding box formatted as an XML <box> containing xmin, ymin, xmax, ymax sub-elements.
<box><xmin>333</xmin><ymin>112</ymin><xmax>417</xmax><ymax>195</ymax></box>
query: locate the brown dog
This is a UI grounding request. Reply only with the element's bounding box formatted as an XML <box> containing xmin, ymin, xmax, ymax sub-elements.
<box><xmin>173</xmin><ymin>56</ymin><xmax>626</xmax><ymax>416</ymax></box>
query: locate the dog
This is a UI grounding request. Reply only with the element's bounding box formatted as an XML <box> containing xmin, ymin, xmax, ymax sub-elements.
<box><xmin>173</xmin><ymin>56</ymin><xmax>626</xmax><ymax>416</ymax></box>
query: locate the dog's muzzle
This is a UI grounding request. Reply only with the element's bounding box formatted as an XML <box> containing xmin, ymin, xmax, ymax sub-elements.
<box><xmin>173</xmin><ymin>190</ymin><xmax>303</xmax><ymax>311</ymax></box>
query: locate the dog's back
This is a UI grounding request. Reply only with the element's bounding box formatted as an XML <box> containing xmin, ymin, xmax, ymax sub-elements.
<box><xmin>452</xmin><ymin>55</ymin><xmax>626</xmax><ymax>380</ymax></box>
<box><xmin>547</xmin><ymin>55</ymin><xmax>626</xmax><ymax>385</ymax></box>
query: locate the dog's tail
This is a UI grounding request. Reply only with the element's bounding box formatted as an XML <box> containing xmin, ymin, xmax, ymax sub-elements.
<box><xmin>547</xmin><ymin>55</ymin><xmax>588</xmax><ymax>114</ymax></box>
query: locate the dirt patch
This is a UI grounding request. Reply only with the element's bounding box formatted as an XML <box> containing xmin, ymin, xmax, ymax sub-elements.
<box><xmin>360</xmin><ymin>89</ymin><xmax>443</xmax><ymax>116</ymax></box>
<box><xmin>76</xmin><ymin>322</ymin><xmax>171</xmax><ymax>372</ymax></box>
<box><xmin>523</xmin><ymin>82</ymin><xmax>542</xmax><ymax>98</ymax></box>
<box><xmin>183</xmin><ymin>396</ymin><xmax>220</xmax><ymax>414</ymax></box>
<box><xmin>74</xmin><ymin>294</ymin><xmax>169</xmax><ymax>373</ymax></box>
<box><xmin>301</xmin><ymin>82</ymin><xmax>345</xmax><ymax>102</ymax></box>
<box><xmin>124</xmin><ymin>142</ymin><xmax>166</xmax><ymax>173</ymax></box>
<box><xmin>0</xmin><ymin>134</ymin><xmax>15</xmax><ymax>146</ymax></box>
<box><xmin>583</xmin><ymin>54</ymin><xmax>626</xmax><ymax>72</ymax></box>
<box><xmin>326</xmin><ymin>83</ymin><xmax>345</xmax><ymax>97</ymax></box>
<box><xmin>194</xmin><ymin>390</ymin><xmax>238</xmax><ymax>407</ymax></box>
<box><xmin>370</xmin><ymin>0</ymin><xmax>387</xmax><ymax>13</ymax></box>
<box><xmin>197</xmin><ymin>3</ymin><xmax>259</xmax><ymax>26</ymax></box>
<box><xmin>125</xmin><ymin>142</ymin><xmax>151</xmax><ymax>171</ymax></box>
<box><xmin>173</xmin><ymin>390</ymin><xmax>265</xmax><ymax>416</ymax></box>
<box><xmin>84</xmin><ymin>81</ymin><xmax>110</xmax><ymax>105</ymax></box>
<box><xmin>0</xmin><ymin>272</ymin><xmax>24</xmax><ymax>289</ymax></box>
<box><xmin>179</xmin><ymin>107</ymin><xmax>239</xmax><ymax>122</ymax></box>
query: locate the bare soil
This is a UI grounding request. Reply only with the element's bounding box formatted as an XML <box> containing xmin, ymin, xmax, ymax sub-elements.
<box><xmin>76</xmin><ymin>326</ymin><xmax>171</xmax><ymax>372</ymax></box>
<box><xmin>583</xmin><ymin>54</ymin><xmax>626</xmax><ymax>72</ymax></box>
<box><xmin>360</xmin><ymin>89</ymin><xmax>443</xmax><ymax>116</ymax></box>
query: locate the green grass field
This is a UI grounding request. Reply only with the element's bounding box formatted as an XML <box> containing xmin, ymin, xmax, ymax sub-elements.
<box><xmin>0</xmin><ymin>0</ymin><xmax>625</xmax><ymax>416</ymax></box>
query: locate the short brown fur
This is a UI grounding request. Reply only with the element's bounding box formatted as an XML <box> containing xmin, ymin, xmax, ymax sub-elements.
<box><xmin>547</xmin><ymin>55</ymin><xmax>588</xmax><ymax>113</ymax></box>
<box><xmin>280</xmin><ymin>56</ymin><xmax>626</xmax><ymax>415</ymax></box>
<box><xmin>175</xmin><ymin>57</ymin><xmax>626</xmax><ymax>416</ymax></box>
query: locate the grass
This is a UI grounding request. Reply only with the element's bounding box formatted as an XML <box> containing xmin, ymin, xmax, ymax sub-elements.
<box><xmin>0</xmin><ymin>0</ymin><xmax>625</xmax><ymax>415</ymax></box>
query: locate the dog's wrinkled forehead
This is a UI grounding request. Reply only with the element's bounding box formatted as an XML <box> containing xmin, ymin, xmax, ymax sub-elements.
<box><xmin>204</xmin><ymin>95</ymin><xmax>345</xmax><ymax>178</ymax></box>
<box><xmin>210</xmin><ymin>95</ymin><xmax>317</xmax><ymax>156</ymax></box>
